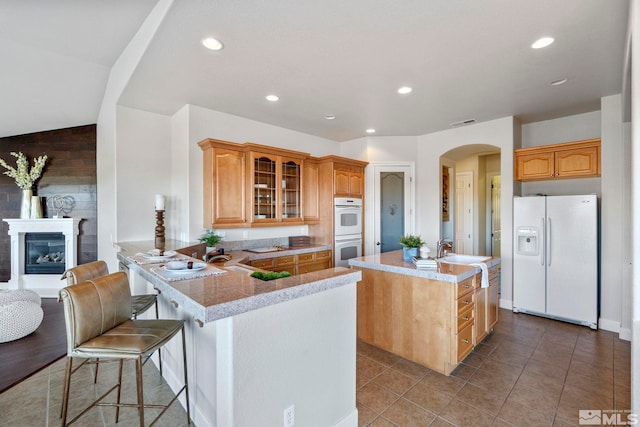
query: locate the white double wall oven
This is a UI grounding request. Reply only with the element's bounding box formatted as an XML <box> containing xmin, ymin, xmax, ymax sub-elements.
<box><xmin>334</xmin><ymin>197</ymin><xmax>363</xmax><ymax>268</ymax></box>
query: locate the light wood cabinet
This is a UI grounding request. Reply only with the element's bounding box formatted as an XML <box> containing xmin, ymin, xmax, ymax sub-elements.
<box><xmin>334</xmin><ymin>164</ymin><xmax>364</xmax><ymax>197</ymax></box>
<box><xmin>456</xmin><ymin>277</ymin><xmax>476</xmax><ymax>363</ymax></box>
<box><xmin>249</xmin><ymin>150</ymin><xmax>304</xmax><ymax>225</ymax></box>
<box><xmin>302</xmin><ymin>158</ymin><xmax>320</xmax><ymax>223</ymax></box>
<box><xmin>307</xmin><ymin>156</ymin><xmax>368</xmax><ymax>251</ymax></box>
<box><xmin>248</xmin><ymin>249</ymin><xmax>332</xmax><ymax>275</ymax></box>
<box><xmin>198</xmin><ymin>139</ymin><xmax>248</xmax><ymax>228</ymax></box>
<box><xmin>199</xmin><ymin>138</ymin><xmax>314</xmax><ymax>228</ymax></box>
<box><xmin>487</xmin><ymin>265</ymin><xmax>500</xmax><ymax>331</ymax></box>
<box><xmin>474</xmin><ymin>280</ymin><xmax>488</xmax><ymax>344</ymax></box>
<box><xmin>515</xmin><ymin>138</ymin><xmax>600</xmax><ymax>181</ymax></box>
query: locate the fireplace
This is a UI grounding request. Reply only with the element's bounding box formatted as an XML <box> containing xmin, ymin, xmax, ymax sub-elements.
<box><xmin>3</xmin><ymin>218</ymin><xmax>82</xmax><ymax>297</ymax></box>
<box><xmin>25</xmin><ymin>232</ymin><xmax>66</xmax><ymax>274</ymax></box>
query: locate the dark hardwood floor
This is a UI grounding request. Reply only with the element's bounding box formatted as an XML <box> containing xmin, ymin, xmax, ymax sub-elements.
<box><xmin>0</xmin><ymin>297</ymin><xmax>66</xmax><ymax>394</ymax></box>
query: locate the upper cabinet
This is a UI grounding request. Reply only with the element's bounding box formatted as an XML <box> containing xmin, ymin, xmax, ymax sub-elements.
<box><xmin>248</xmin><ymin>147</ymin><xmax>304</xmax><ymax>226</ymax></box>
<box><xmin>198</xmin><ymin>139</ymin><xmax>248</xmax><ymax>228</ymax></box>
<box><xmin>302</xmin><ymin>158</ymin><xmax>320</xmax><ymax>223</ymax></box>
<box><xmin>333</xmin><ymin>162</ymin><xmax>365</xmax><ymax>197</ymax></box>
<box><xmin>514</xmin><ymin>138</ymin><xmax>601</xmax><ymax>181</ymax></box>
<box><xmin>199</xmin><ymin>139</ymin><xmax>310</xmax><ymax>228</ymax></box>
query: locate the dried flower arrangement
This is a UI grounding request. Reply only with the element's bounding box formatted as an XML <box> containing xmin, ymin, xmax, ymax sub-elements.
<box><xmin>0</xmin><ymin>151</ymin><xmax>48</xmax><ymax>190</ymax></box>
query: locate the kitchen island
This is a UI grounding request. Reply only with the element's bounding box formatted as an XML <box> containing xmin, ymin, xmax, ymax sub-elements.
<box><xmin>117</xmin><ymin>240</ymin><xmax>359</xmax><ymax>427</ymax></box>
<box><xmin>349</xmin><ymin>250</ymin><xmax>500</xmax><ymax>375</ymax></box>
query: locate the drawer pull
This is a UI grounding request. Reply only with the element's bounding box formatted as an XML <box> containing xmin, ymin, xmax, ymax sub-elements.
<box><xmin>462</xmin><ymin>316</ymin><xmax>470</xmax><ymax>321</ymax></box>
<box><xmin>169</xmin><ymin>299</ymin><xmax>178</xmax><ymax>308</ymax></box>
<box><xmin>462</xmin><ymin>300</ymin><xmax>470</xmax><ymax>305</ymax></box>
<box><xmin>462</xmin><ymin>338</ymin><xmax>470</xmax><ymax>344</ymax></box>
<box><xmin>463</xmin><ymin>284</ymin><xmax>470</xmax><ymax>288</ymax></box>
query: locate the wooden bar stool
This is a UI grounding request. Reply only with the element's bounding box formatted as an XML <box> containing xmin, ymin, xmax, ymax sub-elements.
<box><xmin>58</xmin><ymin>271</ymin><xmax>190</xmax><ymax>426</ymax></box>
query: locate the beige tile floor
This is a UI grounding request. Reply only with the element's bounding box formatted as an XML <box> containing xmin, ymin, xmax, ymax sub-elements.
<box><xmin>0</xmin><ymin>356</ymin><xmax>190</xmax><ymax>427</ymax></box>
<box><xmin>0</xmin><ymin>308</ymin><xmax>631</xmax><ymax>426</ymax></box>
<box><xmin>356</xmin><ymin>309</ymin><xmax>631</xmax><ymax>426</ymax></box>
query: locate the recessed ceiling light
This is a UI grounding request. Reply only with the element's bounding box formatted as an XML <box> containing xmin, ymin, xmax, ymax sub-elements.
<box><xmin>366</xmin><ymin>128</ymin><xmax>376</xmax><ymax>134</ymax></box>
<box><xmin>325</xmin><ymin>115</ymin><xmax>336</xmax><ymax>120</ymax></box>
<box><xmin>202</xmin><ymin>37</ymin><xmax>224</xmax><ymax>51</ymax></box>
<box><xmin>398</xmin><ymin>86</ymin><xmax>413</xmax><ymax>94</ymax></box>
<box><xmin>265</xmin><ymin>95</ymin><xmax>279</xmax><ymax>102</ymax></box>
<box><xmin>550</xmin><ymin>78</ymin><xmax>568</xmax><ymax>86</ymax></box>
<box><xmin>531</xmin><ymin>37</ymin><xmax>554</xmax><ymax>49</ymax></box>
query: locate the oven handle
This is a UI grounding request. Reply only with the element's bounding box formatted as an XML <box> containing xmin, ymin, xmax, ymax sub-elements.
<box><xmin>335</xmin><ymin>237</ymin><xmax>362</xmax><ymax>244</ymax></box>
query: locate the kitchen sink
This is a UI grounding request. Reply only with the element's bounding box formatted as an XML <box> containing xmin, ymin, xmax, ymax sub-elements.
<box><xmin>439</xmin><ymin>254</ymin><xmax>491</xmax><ymax>264</ymax></box>
<box><xmin>221</xmin><ymin>265</ymin><xmax>256</xmax><ymax>274</ymax></box>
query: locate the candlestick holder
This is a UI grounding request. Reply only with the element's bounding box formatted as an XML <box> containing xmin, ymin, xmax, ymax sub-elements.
<box><xmin>155</xmin><ymin>210</ymin><xmax>165</xmax><ymax>251</ymax></box>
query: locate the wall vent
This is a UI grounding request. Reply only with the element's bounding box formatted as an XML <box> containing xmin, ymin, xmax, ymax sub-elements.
<box><xmin>449</xmin><ymin>118</ymin><xmax>477</xmax><ymax>127</ymax></box>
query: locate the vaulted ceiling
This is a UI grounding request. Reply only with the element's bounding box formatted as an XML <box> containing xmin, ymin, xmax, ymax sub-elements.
<box><xmin>0</xmin><ymin>0</ymin><xmax>630</xmax><ymax>141</ymax></box>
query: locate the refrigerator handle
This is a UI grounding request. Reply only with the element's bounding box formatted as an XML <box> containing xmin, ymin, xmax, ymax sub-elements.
<box><xmin>547</xmin><ymin>217</ymin><xmax>552</xmax><ymax>266</ymax></box>
<box><xmin>540</xmin><ymin>217</ymin><xmax>545</xmax><ymax>266</ymax></box>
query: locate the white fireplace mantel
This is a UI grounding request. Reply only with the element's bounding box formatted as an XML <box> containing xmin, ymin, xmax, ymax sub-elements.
<box><xmin>3</xmin><ymin>218</ymin><xmax>82</xmax><ymax>298</ymax></box>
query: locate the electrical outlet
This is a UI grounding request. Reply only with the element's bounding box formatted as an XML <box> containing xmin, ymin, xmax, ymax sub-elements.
<box><xmin>242</xmin><ymin>230</ymin><xmax>249</xmax><ymax>239</ymax></box>
<box><xmin>283</xmin><ymin>405</ymin><xmax>294</xmax><ymax>427</ymax></box>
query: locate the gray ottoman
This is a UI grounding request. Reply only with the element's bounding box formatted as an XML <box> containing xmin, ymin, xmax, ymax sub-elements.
<box><xmin>0</xmin><ymin>290</ymin><xmax>44</xmax><ymax>343</ymax></box>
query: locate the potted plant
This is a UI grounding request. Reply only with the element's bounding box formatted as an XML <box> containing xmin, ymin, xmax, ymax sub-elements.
<box><xmin>198</xmin><ymin>229</ymin><xmax>222</xmax><ymax>253</ymax></box>
<box><xmin>399</xmin><ymin>234</ymin><xmax>424</xmax><ymax>261</ymax></box>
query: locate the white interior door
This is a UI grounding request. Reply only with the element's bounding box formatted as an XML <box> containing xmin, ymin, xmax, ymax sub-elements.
<box><xmin>367</xmin><ymin>163</ymin><xmax>414</xmax><ymax>255</ymax></box>
<box><xmin>455</xmin><ymin>171</ymin><xmax>473</xmax><ymax>254</ymax></box>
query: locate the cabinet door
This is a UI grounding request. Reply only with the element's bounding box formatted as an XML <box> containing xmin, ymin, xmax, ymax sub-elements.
<box><xmin>515</xmin><ymin>151</ymin><xmax>554</xmax><ymax>180</ymax></box>
<box><xmin>474</xmin><ymin>285</ymin><xmax>488</xmax><ymax>344</ymax></box>
<box><xmin>302</xmin><ymin>160</ymin><xmax>320</xmax><ymax>223</ymax></box>
<box><xmin>281</xmin><ymin>157</ymin><xmax>303</xmax><ymax>223</ymax></box>
<box><xmin>555</xmin><ymin>146</ymin><xmax>600</xmax><ymax>178</ymax></box>
<box><xmin>334</xmin><ymin>169</ymin><xmax>351</xmax><ymax>196</ymax></box>
<box><xmin>348</xmin><ymin>171</ymin><xmax>364</xmax><ymax>197</ymax></box>
<box><xmin>488</xmin><ymin>282</ymin><xmax>498</xmax><ymax>330</ymax></box>
<box><xmin>206</xmin><ymin>148</ymin><xmax>247</xmax><ymax>227</ymax></box>
<box><xmin>251</xmin><ymin>153</ymin><xmax>278</xmax><ymax>223</ymax></box>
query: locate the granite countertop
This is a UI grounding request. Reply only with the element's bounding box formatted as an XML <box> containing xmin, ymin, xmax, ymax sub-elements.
<box><xmin>348</xmin><ymin>250</ymin><xmax>500</xmax><ymax>283</ymax></box>
<box><xmin>116</xmin><ymin>240</ymin><xmax>357</xmax><ymax>325</ymax></box>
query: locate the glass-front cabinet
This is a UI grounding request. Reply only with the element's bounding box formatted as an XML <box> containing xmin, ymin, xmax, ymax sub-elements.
<box><xmin>250</xmin><ymin>151</ymin><xmax>303</xmax><ymax>224</ymax></box>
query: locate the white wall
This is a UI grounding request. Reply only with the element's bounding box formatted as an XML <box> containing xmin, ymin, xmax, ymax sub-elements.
<box><xmin>416</xmin><ymin>117</ymin><xmax>517</xmax><ymax>308</ymax></box>
<box><xmin>97</xmin><ymin>0</ymin><xmax>174</xmax><ymax>272</ymax></box>
<box><xmin>116</xmin><ymin>106</ymin><xmax>172</xmax><ymax>241</ymax></box>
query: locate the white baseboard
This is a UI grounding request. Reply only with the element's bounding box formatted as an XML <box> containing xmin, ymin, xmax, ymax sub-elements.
<box><xmin>335</xmin><ymin>409</ymin><xmax>358</xmax><ymax>427</ymax></box>
<box><xmin>598</xmin><ymin>317</ymin><xmax>620</xmax><ymax>333</ymax></box>
<box><xmin>620</xmin><ymin>327</ymin><xmax>632</xmax><ymax>341</ymax></box>
<box><xmin>499</xmin><ymin>298</ymin><xmax>513</xmax><ymax>310</ymax></box>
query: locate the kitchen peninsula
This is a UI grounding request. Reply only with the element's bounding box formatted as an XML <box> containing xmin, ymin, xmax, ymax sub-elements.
<box><xmin>116</xmin><ymin>240</ymin><xmax>360</xmax><ymax>427</ymax></box>
<box><xmin>349</xmin><ymin>250</ymin><xmax>500</xmax><ymax>375</ymax></box>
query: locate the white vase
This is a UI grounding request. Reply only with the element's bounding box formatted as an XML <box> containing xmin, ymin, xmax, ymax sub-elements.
<box><xmin>20</xmin><ymin>189</ymin><xmax>32</xmax><ymax>219</ymax></box>
<box><xmin>30</xmin><ymin>196</ymin><xmax>43</xmax><ymax>219</ymax></box>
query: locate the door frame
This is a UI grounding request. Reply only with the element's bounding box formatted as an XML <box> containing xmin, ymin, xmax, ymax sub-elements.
<box><xmin>365</xmin><ymin>161</ymin><xmax>415</xmax><ymax>255</ymax></box>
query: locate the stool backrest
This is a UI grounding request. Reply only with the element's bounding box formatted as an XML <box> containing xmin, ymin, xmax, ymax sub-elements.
<box><xmin>59</xmin><ymin>271</ymin><xmax>132</xmax><ymax>353</ymax></box>
<box><xmin>61</xmin><ymin>260</ymin><xmax>109</xmax><ymax>286</ymax></box>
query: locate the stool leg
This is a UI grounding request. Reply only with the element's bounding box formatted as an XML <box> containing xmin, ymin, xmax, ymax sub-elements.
<box><xmin>155</xmin><ymin>300</ymin><xmax>163</xmax><ymax>377</ymax></box>
<box><xmin>181</xmin><ymin>327</ymin><xmax>191</xmax><ymax>425</ymax></box>
<box><xmin>115</xmin><ymin>359</ymin><xmax>124</xmax><ymax>423</ymax></box>
<box><xmin>61</xmin><ymin>357</ymin><xmax>73</xmax><ymax>426</ymax></box>
<box><xmin>136</xmin><ymin>356</ymin><xmax>145</xmax><ymax>427</ymax></box>
<box><xmin>93</xmin><ymin>358</ymin><xmax>100</xmax><ymax>383</ymax></box>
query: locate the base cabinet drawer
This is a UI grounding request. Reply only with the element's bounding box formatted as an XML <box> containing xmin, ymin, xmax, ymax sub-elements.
<box><xmin>297</xmin><ymin>259</ymin><xmax>331</xmax><ymax>275</ymax></box>
<box><xmin>250</xmin><ymin>259</ymin><xmax>274</xmax><ymax>269</ymax></box>
<box><xmin>457</xmin><ymin>322</ymin><xmax>474</xmax><ymax>362</ymax></box>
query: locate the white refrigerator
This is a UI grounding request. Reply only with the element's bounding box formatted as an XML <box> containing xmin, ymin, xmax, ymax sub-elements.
<box><xmin>513</xmin><ymin>195</ymin><xmax>598</xmax><ymax>329</ymax></box>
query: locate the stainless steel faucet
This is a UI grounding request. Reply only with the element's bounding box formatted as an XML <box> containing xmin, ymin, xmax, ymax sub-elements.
<box><xmin>436</xmin><ymin>239</ymin><xmax>453</xmax><ymax>258</ymax></box>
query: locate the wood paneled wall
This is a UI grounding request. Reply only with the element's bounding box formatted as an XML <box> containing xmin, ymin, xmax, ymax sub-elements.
<box><xmin>0</xmin><ymin>125</ymin><xmax>97</xmax><ymax>282</ymax></box>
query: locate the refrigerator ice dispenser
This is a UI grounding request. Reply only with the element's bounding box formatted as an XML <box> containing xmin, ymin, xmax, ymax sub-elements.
<box><xmin>516</xmin><ymin>226</ymin><xmax>538</xmax><ymax>255</ymax></box>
